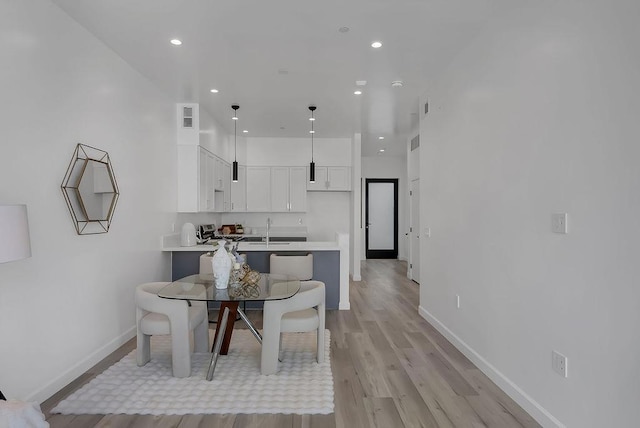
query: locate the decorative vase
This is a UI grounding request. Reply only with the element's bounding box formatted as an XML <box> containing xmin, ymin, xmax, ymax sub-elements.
<box><xmin>211</xmin><ymin>240</ymin><xmax>232</xmax><ymax>289</ymax></box>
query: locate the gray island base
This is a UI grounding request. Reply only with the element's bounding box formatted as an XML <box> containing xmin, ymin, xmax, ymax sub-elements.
<box><xmin>171</xmin><ymin>249</ymin><xmax>340</xmax><ymax>309</ymax></box>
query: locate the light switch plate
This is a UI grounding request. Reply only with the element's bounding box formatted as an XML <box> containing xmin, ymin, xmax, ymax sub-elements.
<box><xmin>552</xmin><ymin>213</ymin><xmax>568</xmax><ymax>234</ymax></box>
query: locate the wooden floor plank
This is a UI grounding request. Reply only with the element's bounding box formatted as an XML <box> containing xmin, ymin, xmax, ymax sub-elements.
<box><xmin>292</xmin><ymin>413</ymin><xmax>336</xmax><ymax>428</ymax></box>
<box><xmin>43</xmin><ymin>260</ymin><xmax>540</xmax><ymax>428</ymax></box>
<box><xmin>385</xmin><ymin>369</ymin><xmax>440</xmax><ymax>428</ymax></box>
<box><xmin>176</xmin><ymin>414</ymin><xmax>236</xmax><ymax>428</ymax></box>
<box><xmin>363</xmin><ymin>397</ymin><xmax>405</xmax><ymax>428</ymax></box>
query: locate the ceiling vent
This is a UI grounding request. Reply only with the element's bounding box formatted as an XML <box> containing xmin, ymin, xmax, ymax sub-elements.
<box><xmin>391</xmin><ymin>80</ymin><xmax>403</xmax><ymax>88</ymax></box>
<box><xmin>182</xmin><ymin>106</ymin><xmax>193</xmax><ymax>128</ymax></box>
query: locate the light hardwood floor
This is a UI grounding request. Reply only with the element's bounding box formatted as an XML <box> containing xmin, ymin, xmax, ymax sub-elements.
<box><xmin>42</xmin><ymin>260</ymin><xmax>540</xmax><ymax>428</ymax></box>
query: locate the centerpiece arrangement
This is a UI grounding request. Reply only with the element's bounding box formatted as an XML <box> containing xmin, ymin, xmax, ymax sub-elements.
<box><xmin>209</xmin><ymin>240</ymin><xmax>260</xmax><ymax>290</ymax></box>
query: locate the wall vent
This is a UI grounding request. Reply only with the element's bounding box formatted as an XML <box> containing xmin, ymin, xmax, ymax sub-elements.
<box><xmin>411</xmin><ymin>135</ymin><xmax>420</xmax><ymax>151</ymax></box>
<box><xmin>182</xmin><ymin>106</ymin><xmax>193</xmax><ymax>128</ymax></box>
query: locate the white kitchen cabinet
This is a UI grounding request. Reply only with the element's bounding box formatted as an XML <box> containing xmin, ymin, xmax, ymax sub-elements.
<box><xmin>307</xmin><ymin>166</ymin><xmax>351</xmax><ymax>191</ymax></box>
<box><xmin>327</xmin><ymin>167</ymin><xmax>351</xmax><ymax>190</ymax></box>
<box><xmin>230</xmin><ymin>165</ymin><xmax>246</xmax><ymax>212</ymax></box>
<box><xmin>178</xmin><ymin>145</ymin><xmax>217</xmax><ymax>212</ymax></box>
<box><xmin>307</xmin><ymin>167</ymin><xmax>328</xmax><ymax>191</ymax></box>
<box><xmin>246</xmin><ymin>166</ymin><xmax>271</xmax><ymax>211</ymax></box>
<box><xmin>203</xmin><ymin>150</ymin><xmax>215</xmax><ymax>211</ymax></box>
<box><xmin>271</xmin><ymin>167</ymin><xmax>290</xmax><ymax>212</ymax></box>
<box><xmin>222</xmin><ymin>161</ymin><xmax>231</xmax><ymax>211</ymax></box>
<box><xmin>289</xmin><ymin>167</ymin><xmax>307</xmax><ymax>211</ymax></box>
<box><xmin>214</xmin><ymin>157</ymin><xmax>225</xmax><ymax>191</ymax></box>
<box><xmin>271</xmin><ymin>167</ymin><xmax>307</xmax><ymax>212</ymax></box>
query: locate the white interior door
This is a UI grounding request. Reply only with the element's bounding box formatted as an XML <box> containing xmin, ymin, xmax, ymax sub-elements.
<box><xmin>410</xmin><ymin>179</ymin><xmax>420</xmax><ymax>283</ymax></box>
<box><xmin>366</xmin><ymin>179</ymin><xmax>398</xmax><ymax>259</ymax></box>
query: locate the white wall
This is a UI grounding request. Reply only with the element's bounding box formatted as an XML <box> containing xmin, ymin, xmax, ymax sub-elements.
<box><xmin>0</xmin><ymin>1</ymin><xmax>176</xmax><ymax>402</ymax></box>
<box><xmin>245</xmin><ymin>137</ymin><xmax>352</xmax><ymax>166</ymax></box>
<box><xmin>419</xmin><ymin>1</ymin><xmax>640</xmax><ymax>426</ymax></box>
<box><xmin>361</xmin><ymin>156</ymin><xmax>408</xmax><ymax>261</ymax></box>
<box><xmin>351</xmin><ymin>133</ymin><xmax>362</xmax><ymax>280</ymax></box>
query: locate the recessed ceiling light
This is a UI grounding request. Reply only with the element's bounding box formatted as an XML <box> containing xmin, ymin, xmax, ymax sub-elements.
<box><xmin>309</xmin><ymin>130</ymin><xmax>315</xmax><ymax>134</ymax></box>
<box><xmin>354</xmin><ymin>90</ymin><xmax>362</xmax><ymax>95</ymax></box>
<box><xmin>170</xmin><ymin>39</ymin><xmax>182</xmax><ymax>46</ymax></box>
<box><xmin>243</xmin><ymin>130</ymin><xmax>248</xmax><ymax>133</ymax></box>
<box><xmin>379</xmin><ymin>149</ymin><xmax>385</xmax><ymax>152</ymax></box>
<box><xmin>309</xmin><ymin>117</ymin><xmax>315</xmax><ymax>121</ymax></box>
<box><xmin>378</xmin><ymin>136</ymin><xmax>384</xmax><ymax>140</ymax></box>
<box><xmin>371</xmin><ymin>41</ymin><xmax>382</xmax><ymax>48</ymax></box>
<box><xmin>232</xmin><ymin>116</ymin><xmax>238</xmax><ymax>120</ymax></box>
<box><xmin>338</xmin><ymin>27</ymin><xmax>350</xmax><ymax>33</ymax></box>
<box><xmin>210</xmin><ymin>89</ymin><xmax>219</xmax><ymax>93</ymax></box>
<box><xmin>391</xmin><ymin>80</ymin><xmax>403</xmax><ymax>87</ymax></box>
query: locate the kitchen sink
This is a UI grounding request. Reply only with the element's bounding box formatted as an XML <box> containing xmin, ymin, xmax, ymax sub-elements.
<box><xmin>247</xmin><ymin>242</ymin><xmax>290</xmax><ymax>246</ymax></box>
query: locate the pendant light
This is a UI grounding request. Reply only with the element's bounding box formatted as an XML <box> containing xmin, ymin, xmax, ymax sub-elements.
<box><xmin>231</xmin><ymin>104</ymin><xmax>239</xmax><ymax>182</ymax></box>
<box><xmin>309</xmin><ymin>105</ymin><xmax>316</xmax><ymax>183</ymax></box>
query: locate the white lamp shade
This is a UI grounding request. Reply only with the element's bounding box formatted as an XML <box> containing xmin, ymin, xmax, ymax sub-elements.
<box><xmin>0</xmin><ymin>204</ymin><xmax>32</xmax><ymax>263</ymax></box>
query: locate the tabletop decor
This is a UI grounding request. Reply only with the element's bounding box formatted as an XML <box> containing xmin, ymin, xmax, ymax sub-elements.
<box><xmin>211</xmin><ymin>240</ymin><xmax>232</xmax><ymax>289</ymax></box>
<box><xmin>227</xmin><ymin>282</ymin><xmax>260</xmax><ymax>299</ymax></box>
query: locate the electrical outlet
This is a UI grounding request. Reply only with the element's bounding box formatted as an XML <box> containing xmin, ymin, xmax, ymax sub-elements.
<box><xmin>424</xmin><ymin>227</ymin><xmax>431</xmax><ymax>238</ymax></box>
<box><xmin>456</xmin><ymin>294</ymin><xmax>460</xmax><ymax>309</ymax></box>
<box><xmin>552</xmin><ymin>213</ymin><xmax>568</xmax><ymax>234</ymax></box>
<box><xmin>552</xmin><ymin>350</ymin><xmax>568</xmax><ymax>377</ymax></box>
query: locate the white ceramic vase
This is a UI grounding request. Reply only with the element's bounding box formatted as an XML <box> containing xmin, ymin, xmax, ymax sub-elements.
<box><xmin>211</xmin><ymin>240</ymin><xmax>232</xmax><ymax>289</ymax></box>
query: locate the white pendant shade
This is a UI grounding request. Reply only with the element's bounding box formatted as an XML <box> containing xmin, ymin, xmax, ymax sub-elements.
<box><xmin>0</xmin><ymin>204</ymin><xmax>32</xmax><ymax>263</ymax></box>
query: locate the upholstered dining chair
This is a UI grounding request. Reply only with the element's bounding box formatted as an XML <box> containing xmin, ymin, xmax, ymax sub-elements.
<box><xmin>135</xmin><ymin>282</ymin><xmax>209</xmax><ymax>378</ymax></box>
<box><xmin>269</xmin><ymin>253</ymin><xmax>313</xmax><ymax>280</ymax></box>
<box><xmin>261</xmin><ymin>280</ymin><xmax>325</xmax><ymax>375</ymax></box>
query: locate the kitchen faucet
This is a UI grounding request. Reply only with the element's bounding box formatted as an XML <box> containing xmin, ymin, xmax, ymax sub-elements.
<box><xmin>265</xmin><ymin>217</ymin><xmax>271</xmax><ymax>246</ymax></box>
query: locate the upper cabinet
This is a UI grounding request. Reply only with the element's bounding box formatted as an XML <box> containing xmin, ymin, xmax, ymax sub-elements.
<box><xmin>178</xmin><ymin>146</ymin><xmax>212</xmax><ymax>212</ymax></box>
<box><xmin>222</xmin><ymin>162</ymin><xmax>231</xmax><ymax>212</ymax></box>
<box><xmin>246</xmin><ymin>167</ymin><xmax>271</xmax><ymax>212</ymax></box>
<box><xmin>271</xmin><ymin>167</ymin><xmax>307</xmax><ymax>212</ymax></box>
<box><xmin>178</xmin><ymin>145</ymin><xmax>231</xmax><ymax>213</ymax></box>
<box><xmin>230</xmin><ymin>165</ymin><xmax>246</xmax><ymax>212</ymax></box>
<box><xmin>307</xmin><ymin>166</ymin><xmax>351</xmax><ymax>191</ymax></box>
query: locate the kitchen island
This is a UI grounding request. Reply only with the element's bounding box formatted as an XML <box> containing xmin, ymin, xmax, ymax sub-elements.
<box><xmin>162</xmin><ymin>233</ymin><xmax>350</xmax><ymax>310</ymax></box>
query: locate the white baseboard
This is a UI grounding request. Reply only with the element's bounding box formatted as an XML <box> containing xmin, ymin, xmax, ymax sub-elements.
<box><xmin>339</xmin><ymin>301</ymin><xmax>351</xmax><ymax>310</ymax></box>
<box><xmin>418</xmin><ymin>306</ymin><xmax>565</xmax><ymax>428</ymax></box>
<box><xmin>27</xmin><ymin>326</ymin><xmax>136</xmax><ymax>404</ymax></box>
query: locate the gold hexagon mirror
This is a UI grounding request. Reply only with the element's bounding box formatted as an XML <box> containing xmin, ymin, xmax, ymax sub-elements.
<box><xmin>61</xmin><ymin>144</ymin><xmax>119</xmax><ymax>235</ymax></box>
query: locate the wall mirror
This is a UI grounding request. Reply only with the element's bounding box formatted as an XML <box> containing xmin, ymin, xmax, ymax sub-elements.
<box><xmin>61</xmin><ymin>144</ymin><xmax>119</xmax><ymax>235</ymax></box>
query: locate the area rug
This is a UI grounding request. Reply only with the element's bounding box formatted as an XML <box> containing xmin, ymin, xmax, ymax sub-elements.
<box><xmin>52</xmin><ymin>330</ymin><xmax>333</xmax><ymax>415</ymax></box>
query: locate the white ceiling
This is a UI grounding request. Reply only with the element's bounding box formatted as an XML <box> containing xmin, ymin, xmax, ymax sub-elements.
<box><xmin>52</xmin><ymin>0</ymin><xmax>496</xmax><ymax>156</ymax></box>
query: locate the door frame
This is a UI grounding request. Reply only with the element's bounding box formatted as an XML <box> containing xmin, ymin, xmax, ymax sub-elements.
<box><xmin>409</xmin><ymin>178</ymin><xmax>420</xmax><ymax>283</ymax></box>
<box><xmin>365</xmin><ymin>178</ymin><xmax>398</xmax><ymax>259</ymax></box>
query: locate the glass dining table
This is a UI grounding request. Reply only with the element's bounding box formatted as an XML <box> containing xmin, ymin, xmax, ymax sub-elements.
<box><xmin>157</xmin><ymin>273</ymin><xmax>300</xmax><ymax>380</ymax></box>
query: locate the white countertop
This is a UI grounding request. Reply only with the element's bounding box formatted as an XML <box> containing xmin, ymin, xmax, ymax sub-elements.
<box><xmin>164</xmin><ymin>241</ymin><xmax>340</xmax><ymax>252</ymax></box>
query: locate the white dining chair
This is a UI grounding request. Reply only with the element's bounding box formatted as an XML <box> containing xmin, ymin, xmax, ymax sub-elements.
<box><xmin>135</xmin><ymin>282</ymin><xmax>209</xmax><ymax>378</ymax></box>
<box><xmin>269</xmin><ymin>253</ymin><xmax>313</xmax><ymax>280</ymax></box>
<box><xmin>261</xmin><ymin>280</ymin><xmax>325</xmax><ymax>375</ymax></box>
